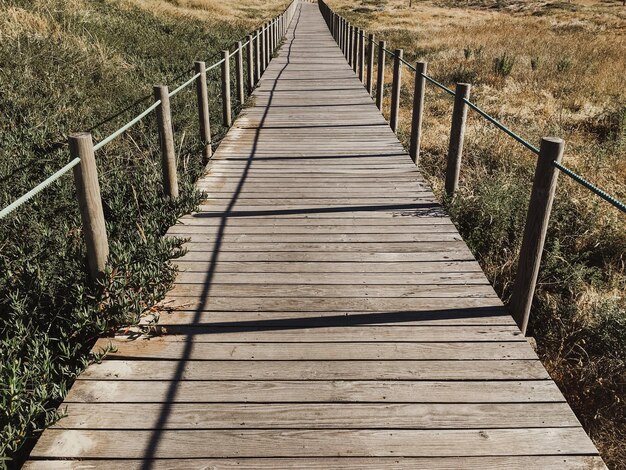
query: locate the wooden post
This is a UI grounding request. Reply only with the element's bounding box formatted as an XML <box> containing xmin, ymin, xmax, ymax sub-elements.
<box><xmin>260</xmin><ymin>25</ymin><xmax>266</xmax><ymax>74</ymax></box>
<box><xmin>153</xmin><ymin>85</ymin><xmax>179</xmax><ymax>199</ymax></box>
<box><xmin>409</xmin><ymin>61</ymin><xmax>427</xmax><ymax>165</ymax></box>
<box><xmin>194</xmin><ymin>61</ymin><xmax>212</xmax><ymax>162</ymax></box>
<box><xmin>376</xmin><ymin>40</ymin><xmax>386</xmax><ymax>110</ymax></box>
<box><xmin>344</xmin><ymin>20</ymin><xmax>348</xmax><ymax>58</ymax></box>
<box><xmin>264</xmin><ymin>22</ymin><xmax>270</xmax><ymax>67</ymax></box>
<box><xmin>339</xmin><ymin>18</ymin><xmax>344</xmax><ymax>52</ymax></box>
<box><xmin>70</xmin><ymin>133</ymin><xmax>109</xmax><ymax>280</ymax></box>
<box><xmin>255</xmin><ymin>30</ymin><xmax>261</xmax><ymax>83</ymax></box>
<box><xmin>358</xmin><ymin>29</ymin><xmax>365</xmax><ymax>83</ymax></box>
<box><xmin>445</xmin><ymin>83</ymin><xmax>471</xmax><ymax>196</ymax></box>
<box><xmin>510</xmin><ymin>138</ymin><xmax>564</xmax><ymax>335</ymax></box>
<box><xmin>246</xmin><ymin>34</ymin><xmax>254</xmax><ymax>93</ymax></box>
<box><xmin>347</xmin><ymin>24</ymin><xmax>353</xmax><ymax>64</ymax></box>
<box><xmin>366</xmin><ymin>34</ymin><xmax>375</xmax><ymax>95</ymax></box>
<box><xmin>235</xmin><ymin>41</ymin><xmax>245</xmax><ymax>104</ymax></box>
<box><xmin>389</xmin><ymin>48</ymin><xmax>403</xmax><ymax>132</ymax></box>
<box><xmin>352</xmin><ymin>28</ymin><xmax>358</xmax><ymax>73</ymax></box>
<box><xmin>221</xmin><ymin>50</ymin><xmax>232</xmax><ymax>127</ymax></box>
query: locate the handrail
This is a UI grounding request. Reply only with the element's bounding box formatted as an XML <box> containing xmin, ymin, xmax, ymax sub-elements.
<box><xmin>325</xmin><ymin>4</ymin><xmax>625</xmax><ymax>215</ymax></box>
<box><xmin>0</xmin><ymin>5</ymin><xmax>293</xmax><ymax>220</ymax></box>
<box><xmin>462</xmin><ymin>98</ymin><xmax>540</xmax><ymax>155</ymax></box>
<box><xmin>0</xmin><ymin>158</ymin><xmax>81</xmax><ymax>219</ymax></box>
<box><xmin>553</xmin><ymin>161</ymin><xmax>626</xmax><ymax>214</ymax></box>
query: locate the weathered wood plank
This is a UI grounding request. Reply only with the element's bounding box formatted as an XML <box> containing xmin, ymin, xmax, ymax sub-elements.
<box><xmin>54</xmin><ymin>402</ymin><xmax>580</xmax><ymax>429</ymax></box>
<box><xmin>22</xmin><ymin>456</ymin><xmax>609</xmax><ymax>470</ymax></box>
<box><xmin>65</xmin><ymin>379</ymin><xmax>566</xmax><ymax>404</ymax></box>
<box><xmin>93</xmin><ymin>340</ymin><xmax>529</xmax><ymax>360</ymax></box>
<box><xmin>80</xmin><ymin>360</ymin><xmax>547</xmax><ymax>380</ymax></box>
<box><xmin>31</xmin><ymin>428</ymin><xmax>598</xmax><ymax>459</ymax></box>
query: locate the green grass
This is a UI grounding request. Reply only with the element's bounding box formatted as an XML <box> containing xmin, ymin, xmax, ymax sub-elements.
<box><xmin>0</xmin><ymin>0</ymin><xmax>268</xmax><ymax>466</ymax></box>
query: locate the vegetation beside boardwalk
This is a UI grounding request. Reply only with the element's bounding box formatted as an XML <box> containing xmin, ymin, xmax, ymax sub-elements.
<box><xmin>0</xmin><ymin>0</ymin><xmax>286</xmax><ymax>466</ymax></box>
<box><xmin>329</xmin><ymin>0</ymin><xmax>626</xmax><ymax>466</ymax></box>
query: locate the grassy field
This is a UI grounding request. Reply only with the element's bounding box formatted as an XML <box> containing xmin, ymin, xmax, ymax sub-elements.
<box><xmin>328</xmin><ymin>0</ymin><xmax>626</xmax><ymax>466</ymax></box>
<box><xmin>0</xmin><ymin>0</ymin><xmax>287</xmax><ymax>466</ymax></box>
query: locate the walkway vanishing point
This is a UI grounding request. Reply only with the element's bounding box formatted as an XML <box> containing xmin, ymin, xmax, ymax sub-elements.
<box><xmin>27</xmin><ymin>2</ymin><xmax>605</xmax><ymax>468</ymax></box>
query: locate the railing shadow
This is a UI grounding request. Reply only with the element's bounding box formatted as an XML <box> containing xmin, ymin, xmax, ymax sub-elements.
<box><xmin>139</xmin><ymin>4</ymin><xmax>305</xmax><ymax>468</ymax></box>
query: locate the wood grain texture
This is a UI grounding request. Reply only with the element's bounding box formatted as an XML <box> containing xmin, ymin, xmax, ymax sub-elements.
<box><xmin>28</xmin><ymin>2</ymin><xmax>603</xmax><ymax>466</ymax></box>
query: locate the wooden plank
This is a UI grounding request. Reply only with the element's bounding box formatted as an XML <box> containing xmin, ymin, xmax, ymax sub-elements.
<box><xmin>173</xmin><ymin>271</ymin><xmax>489</xmax><ymax>285</ymax></box>
<box><xmin>168</xmin><ymin>233</ymin><xmax>463</xmax><ymax>243</ymax></box>
<box><xmin>54</xmin><ymin>402</ymin><xmax>580</xmax><ymax>429</ymax></box>
<box><xmin>142</xmin><ymin>308</ymin><xmax>517</xmax><ymax>327</ymax></box>
<box><xmin>65</xmin><ymin>379</ymin><xmax>566</xmax><ymax>404</ymax></box>
<box><xmin>80</xmin><ymin>360</ymin><xmax>548</xmax><ymax>380</ymax></box>
<box><xmin>165</xmin><ymin>284</ymin><xmax>498</xmax><ymax>298</ymax></box>
<box><xmin>172</xmin><ymin>260</ymin><xmax>484</xmax><ymax>274</ymax></box>
<box><xmin>173</xmin><ymin>251</ymin><xmax>476</xmax><ymax>262</ymax></box>
<box><xmin>22</xmin><ymin>456</ymin><xmax>609</xmax><ymax>470</ymax></box>
<box><xmin>31</xmin><ymin>428</ymin><xmax>598</xmax><ymax>458</ymax></box>
<box><xmin>93</xmin><ymin>340</ymin><xmax>530</xmax><ymax>360</ymax></box>
<box><xmin>158</xmin><ymin>296</ymin><xmax>508</xmax><ymax>312</ymax></box>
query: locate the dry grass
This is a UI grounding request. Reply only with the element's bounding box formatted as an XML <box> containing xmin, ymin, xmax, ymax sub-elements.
<box><xmin>122</xmin><ymin>0</ymin><xmax>289</xmax><ymax>28</ymax></box>
<box><xmin>329</xmin><ymin>0</ymin><xmax>626</xmax><ymax>467</ymax></box>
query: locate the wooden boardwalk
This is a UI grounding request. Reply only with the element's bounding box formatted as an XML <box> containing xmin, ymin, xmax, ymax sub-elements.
<box><xmin>27</xmin><ymin>2</ymin><xmax>604</xmax><ymax>468</ymax></box>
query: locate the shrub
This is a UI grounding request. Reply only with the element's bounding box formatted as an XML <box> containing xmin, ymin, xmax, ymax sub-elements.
<box><xmin>493</xmin><ymin>52</ymin><xmax>515</xmax><ymax>77</ymax></box>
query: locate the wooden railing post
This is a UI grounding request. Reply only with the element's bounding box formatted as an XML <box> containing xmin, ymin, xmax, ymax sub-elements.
<box><xmin>246</xmin><ymin>34</ymin><xmax>254</xmax><ymax>93</ymax></box>
<box><xmin>340</xmin><ymin>18</ymin><xmax>345</xmax><ymax>53</ymax></box>
<box><xmin>347</xmin><ymin>24</ymin><xmax>353</xmax><ymax>64</ymax></box>
<box><xmin>351</xmin><ymin>27</ymin><xmax>359</xmax><ymax>73</ymax></box>
<box><xmin>389</xmin><ymin>48</ymin><xmax>403</xmax><ymax>132</ymax></box>
<box><xmin>366</xmin><ymin>34</ymin><xmax>374</xmax><ymax>95</ymax></box>
<box><xmin>221</xmin><ymin>50</ymin><xmax>232</xmax><ymax>127</ymax></box>
<box><xmin>409</xmin><ymin>61</ymin><xmax>427</xmax><ymax>165</ymax></box>
<box><xmin>344</xmin><ymin>20</ymin><xmax>349</xmax><ymax>59</ymax></box>
<box><xmin>153</xmin><ymin>85</ymin><xmax>179</xmax><ymax>199</ymax></box>
<box><xmin>510</xmin><ymin>137</ymin><xmax>564</xmax><ymax>335</ymax></box>
<box><xmin>358</xmin><ymin>29</ymin><xmax>365</xmax><ymax>83</ymax></box>
<box><xmin>235</xmin><ymin>41</ymin><xmax>245</xmax><ymax>104</ymax></box>
<box><xmin>194</xmin><ymin>61</ymin><xmax>212</xmax><ymax>162</ymax></box>
<box><xmin>375</xmin><ymin>40</ymin><xmax>386</xmax><ymax>110</ymax></box>
<box><xmin>264</xmin><ymin>22</ymin><xmax>270</xmax><ymax>67</ymax></box>
<box><xmin>445</xmin><ymin>83</ymin><xmax>471</xmax><ymax>196</ymax></box>
<box><xmin>261</xmin><ymin>24</ymin><xmax>267</xmax><ymax>73</ymax></box>
<box><xmin>255</xmin><ymin>29</ymin><xmax>261</xmax><ymax>83</ymax></box>
<box><xmin>70</xmin><ymin>133</ymin><xmax>109</xmax><ymax>280</ymax></box>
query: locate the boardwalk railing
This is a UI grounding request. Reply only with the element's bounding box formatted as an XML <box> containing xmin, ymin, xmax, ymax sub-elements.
<box><xmin>318</xmin><ymin>0</ymin><xmax>625</xmax><ymax>335</ymax></box>
<box><xmin>0</xmin><ymin>1</ymin><xmax>299</xmax><ymax>280</ymax></box>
